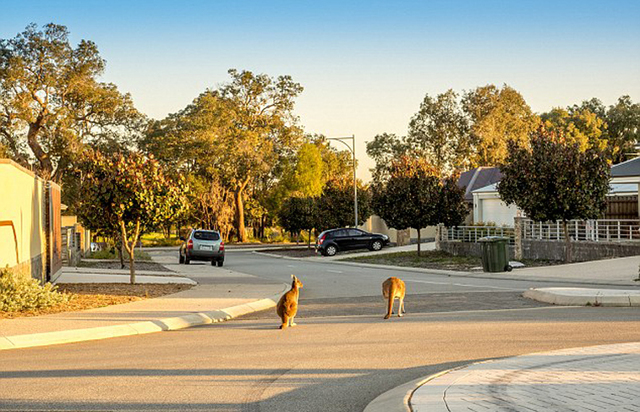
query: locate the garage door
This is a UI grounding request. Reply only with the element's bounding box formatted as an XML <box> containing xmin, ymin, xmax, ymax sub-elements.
<box><xmin>481</xmin><ymin>198</ymin><xmax>517</xmax><ymax>226</ymax></box>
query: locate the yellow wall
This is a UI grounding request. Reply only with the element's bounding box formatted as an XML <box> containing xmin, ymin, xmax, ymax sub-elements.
<box><xmin>0</xmin><ymin>160</ymin><xmax>47</xmax><ymax>280</ymax></box>
<box><xmin>61</xmin><ymin>215</ymin><xmax>77</xmax><ymax>227</ymax></box>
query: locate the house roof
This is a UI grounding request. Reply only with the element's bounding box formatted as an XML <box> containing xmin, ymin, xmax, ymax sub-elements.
<box><xmin>472</xmin><ymin>182</ymin><xmax>638</xmax><ymax>195</ymax></box>
<box><xmin>611</xmin><ymin>156</ymin><xmax>640</xmax><ymax>178</ymax></box>
<box><xmin>458</xmin><ymin>167</ymin><xmax>502</xmax><ymax>202</ymax></box>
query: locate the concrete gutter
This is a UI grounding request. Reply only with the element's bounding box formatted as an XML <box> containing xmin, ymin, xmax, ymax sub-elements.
<box><xmin>363</xmin><ymin>368</ymin><xmax>461</xmax><ymax>412</ymax></box>
<box><xmin>0</xmin><ymin>284</ymin><xmax>287</xmax><ymax>351</ymax></box>
<box><xmin>523</xmin><ymin>287</ymin><xmax>640</xmax><ymax>307</ymax></box>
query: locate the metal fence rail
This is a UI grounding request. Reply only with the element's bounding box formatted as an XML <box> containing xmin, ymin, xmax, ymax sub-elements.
<box><xmin>443</xmin><ymin>226</ymin><xmax>516</xmax><ymax>245</ymax></box>
<box><xmin>522</xmin><ymin>219</ymin><xmax>640</xmax><ymax>242</ymax></box>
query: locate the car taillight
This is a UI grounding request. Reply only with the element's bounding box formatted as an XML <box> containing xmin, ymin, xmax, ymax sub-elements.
<box><xmin>187</xmin><ymin>239</ymin><xmax>193</xmax><ymax>249</ymax></box>
<box><xmin>219</xmin><ymin>242</ymin><xmax>224</xmax><ymax>251</ymax></box>
<box><xmin>318</xmin><ymin>235</ymin><xmax>325</xmax><ymax>245</ymax></box>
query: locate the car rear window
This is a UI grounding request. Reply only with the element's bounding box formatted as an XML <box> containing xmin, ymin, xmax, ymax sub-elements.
<box><xmin>193</xmin><ymin>231</ymin><xmax>220</xmax><ymax>241</ymax></box>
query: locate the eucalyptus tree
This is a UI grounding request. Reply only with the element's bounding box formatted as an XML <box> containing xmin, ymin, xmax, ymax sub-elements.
<box><xmin>462</xmin><ymin>84</ymin><xmax>539</xmax><ymax>167</ymax></box>
<box><xmin>141</xmin><ymin>69</ymin><xmax>303</xmax><ymax>242</ymax></box>
<box><xmin>407</xmin><ymin>90</ymin><xmax>472</xmax><ymax>174</ymax></box>
<box><xmin>0</xmin><ymin>23</ymin><xmax>143</xmax><ymax>181</ymax></box>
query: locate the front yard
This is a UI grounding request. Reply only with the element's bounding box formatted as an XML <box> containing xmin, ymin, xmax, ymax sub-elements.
<box><xmin>344</xmin><ymin>250</ymin><xmax>560</xmax><ymax>271</ymax></box>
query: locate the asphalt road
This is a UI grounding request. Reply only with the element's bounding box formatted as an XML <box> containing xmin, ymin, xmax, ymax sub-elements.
<box><xmin>1</xmin><ymin>249</ymin><xmax>639</xmax><ymax>412</ymax></box>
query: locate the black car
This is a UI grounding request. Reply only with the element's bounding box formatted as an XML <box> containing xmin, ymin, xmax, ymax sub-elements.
<box><xmin>316</xmin><ymin>228</ymin><xmax>390</xmax><ymax>256</ymax></box>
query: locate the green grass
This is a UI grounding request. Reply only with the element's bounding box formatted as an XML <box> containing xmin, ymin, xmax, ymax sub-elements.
<box><xmin>140</xmin><ymin>232</ymin><xmax>182</xmax><ymax>247</ymax></box>
<box><xmin>85</xmin><ymin>249</ymin><xmax>151</xmax><ymax>261</ymax></box>
<box><xmin>345</xmin><ymin>250</ymin><xmax>483</xmax><ymax>271</ymax></box>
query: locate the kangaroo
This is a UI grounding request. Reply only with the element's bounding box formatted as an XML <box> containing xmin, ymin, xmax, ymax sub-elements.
<box><xmin>276</xmin><ymin>275</ymin><xmax>304</xmax><ymax>329</ymax></box>
<box><xmin>382</xmin><ymin>277</ymin><xmax>406</xmax><ymax>319</ymax></box>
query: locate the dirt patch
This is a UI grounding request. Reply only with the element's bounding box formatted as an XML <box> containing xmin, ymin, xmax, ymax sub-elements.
<box><xmin>264</xmin><ymin>248</ymin><xmax>318</xmax><ymax>257</ymax></box>
<box><xmin>0</xmin><ymin>283</ymin><xmax>192</xmax><ymax>319</ymax></box>
<box><xmin>344</xmin><ymin>250</ymin><xmax>483</xmax><ymax>271</ymax></box>
<box><xmin>77</xmin><ymin>260</ymin><xmax>174</xmax><ymax>272</ymax></box>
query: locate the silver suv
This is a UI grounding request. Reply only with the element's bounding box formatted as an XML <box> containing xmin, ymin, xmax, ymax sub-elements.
<box><xmin>179</xmin><ymin>229</ymin><xmax>225</xmax><ymax>266</ymax></box>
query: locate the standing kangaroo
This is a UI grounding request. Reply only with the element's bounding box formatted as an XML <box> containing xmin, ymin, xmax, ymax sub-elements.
<box><xmin>382</xmin><ymin>277</ymin><xmax>406</xmax><ymax>319</ymax></box>
<box><xmin>276</xmin><ymin>275</ymin><xmax>304</xmax><ymax>329</ymax></box>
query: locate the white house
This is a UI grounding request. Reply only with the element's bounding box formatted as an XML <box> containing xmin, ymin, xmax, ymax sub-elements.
<box><xmin>471</xmin><ymin>182</ymin><xmax>639</xmax><ymax>226</ymax></box>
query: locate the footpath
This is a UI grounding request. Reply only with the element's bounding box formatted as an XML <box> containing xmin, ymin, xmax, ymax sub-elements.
<box><xmin>365</xmin><ymin>342</ymin><xmax>640</xmax><ymax>412</ymax></box>
<box><xmin>0</xmin><ymin>256</ymin><xmax>287</xmax><ymax>351</ymax></box>
<box><xmin>334</xmin><ymin>243</ymin><xmax>639</xmax><ymax>412</ymax></box>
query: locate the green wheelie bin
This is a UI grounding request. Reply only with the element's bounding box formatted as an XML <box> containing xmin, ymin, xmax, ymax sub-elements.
<box><xmin>478</xmin><ymin>236</ymin><xmax>512</xmax><ymax>272</ymax></box>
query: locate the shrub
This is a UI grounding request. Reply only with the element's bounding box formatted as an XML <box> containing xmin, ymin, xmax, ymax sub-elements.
<box><xmin>0</xmin><ymin>267</ymin><xmax>70</xmax><ymax>312</ymax></box>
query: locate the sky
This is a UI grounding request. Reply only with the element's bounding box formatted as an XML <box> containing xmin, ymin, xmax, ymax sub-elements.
<box><xmin>2</xmin><ymin>0</ymin><xmax>640</xmax><ymax>181</ymax></box>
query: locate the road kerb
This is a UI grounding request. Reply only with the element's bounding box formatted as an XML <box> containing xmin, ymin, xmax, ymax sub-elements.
<box><xmin>523</xmin><ymin>287</ymin><xmax>640</xmax><ymax>307</ymax></box>
<box><xmin>0</xmin><ymin>285</ymin><xmax>287</xmax><ymax>351</ymax></box>
<box><xmin>363</xmin><ymin>367</ymin><xmax>462</xmax><ymax>412</ymax></box>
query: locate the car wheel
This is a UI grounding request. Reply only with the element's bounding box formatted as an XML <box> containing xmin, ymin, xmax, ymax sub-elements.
<box><xmin>371</xmin><ymin>240</ymin><xmax>383</xmax><ymax>251</ymax></box>
<box><xmin>217</xmin><ymin>260</ymin><xmax>224</xmax><ymax>267</ymax></box>
<box><xmin>179</xmin><ymin>254</ymin><xmax>185</xmax><ymax>264</ymax></box>
<box><xmin>325</xmin><ymin>245</ymin><xmax>337</xmax><ymax>256</ymax></box>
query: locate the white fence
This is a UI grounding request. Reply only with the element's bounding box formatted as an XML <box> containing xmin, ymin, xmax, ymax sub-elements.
<box><xmin>442</xmin><ymin>226</ymin><xmax>515</xmax><ymax>245</ymax></box>
<box><xmin>522</xmin><ymin>219</ymin><xmax>640</xmax><ymax>242</ymax></box>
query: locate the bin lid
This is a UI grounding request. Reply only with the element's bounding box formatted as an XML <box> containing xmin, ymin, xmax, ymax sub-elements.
<box><xmin>478</xmin><ymin>236</ymin><xmax>510</xmax><ymax>242</ymax></box>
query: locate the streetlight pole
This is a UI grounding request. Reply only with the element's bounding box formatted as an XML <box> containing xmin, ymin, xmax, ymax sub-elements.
<box><xmin>326</xmin><ymin>135</ymin><xmax>358</xmax><ymax>228</ymax></box>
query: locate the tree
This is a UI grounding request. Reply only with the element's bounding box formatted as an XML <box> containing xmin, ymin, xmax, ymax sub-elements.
<box><xmin>0</xmin><ymin>23</ymin><xmax>143</xmax><ymax>181</ymax></box>
<box><xmin>140</xmin><ymin>69</ymin><xmax>304</xmax><ymax>242</ymax></box>
<box><xmin>603</xmin><ymin>96</ymin><xmax>640</xmax><ymax>163</ymax></box>
<box><xmin>187</xmin><ymin>175</ymin><xmax>235</xmax><ymax>240</ymax></box>
<box><xmin>216</xmin><ymin>69</ymin><xmax>304</xmax><ymax>242</ymax></box>
<box><xmin>498</xmin><ymin>127</ymin><xmax>610</xmax><ymax>263</ymax></box>
<box><xmin>407</xmin><ymin>90</ymin><xmax>472</xmax><ymax>174</ymax></box>
<box><xmin>74</xmin><ymin>150</ymin><xmax>189</xmax><ymax>283</ymax></box>
<box><xmin>541</xmin><ymin>107</ymin><xmax>607</xmax><ymax>152</ymax></box>
<box><xmin>366</xmin><ymin>133</ymin><xmax>410</xmax><ymax>182</ymax></box>
<box><xmin>371</xmin><ymin>156</ymin><xmax>466</xmax><ymax>256</ymax></box>
<box><xmin>277</xmin><ymin>196</ymin><xmax>317</xmax><ymax>248</ymax></box>
<box><xmin>462</xmin><ymin>84</ymin><xmax>539</xmax><ymax>167</ymax></box>
<box><xmin>315</xmin><ymin>180</ymin><xmax>372</xmax><ymax>232</ymax></box>
<box><xmin>279</xmin><ymin>142</ymin><xmax>325</xmax><ymax>197</ymax></box>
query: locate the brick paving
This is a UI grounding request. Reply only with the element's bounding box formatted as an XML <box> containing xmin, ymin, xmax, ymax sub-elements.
<box><xmin>411</xmin><ymin>342</ymin><xmax>640</xmax><ymax>412</ymax></box>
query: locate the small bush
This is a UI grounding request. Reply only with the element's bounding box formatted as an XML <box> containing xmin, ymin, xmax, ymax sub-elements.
<box><xmin>0</xmin><ymin>267</ymin><xmax>70</xmax><ymax>312</ymax></box>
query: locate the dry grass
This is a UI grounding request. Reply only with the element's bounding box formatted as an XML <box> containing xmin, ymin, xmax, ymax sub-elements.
<box><xmin>0</xmin><ymin>283</ymin><xmax>193</xmax><ymax>319</ymax></box>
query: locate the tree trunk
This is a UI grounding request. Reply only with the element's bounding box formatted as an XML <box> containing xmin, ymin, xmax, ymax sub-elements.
<box><xmin>119</xmin><ymin>236</ymin><xmax>125</xmax><ymax>269</ymax></box>
<box><xmin>120</xmin><ymin>219</ymin><xmax>141</xmax><ymax>285</ymax></box>
<box><xmin>308</xmin><ymin>229</ymin><xmax>312</xmax><ymax>249</ymax></box>
<box><xmin>562</xmin><ymin>220</ymin><xmax>572</xmax><ymax>263</ymax></box>
<box><xmin>234</xmin><ymin>189</ymin><xmax>247</xmax><ymax>242</ymax></box>
<box><xmin>417</xmin><ymin>228</ymin><xmax>421</xmax><ymax>257</ymax></box>
<box><xmin>27</xmin><ymin>115</ymin><xmax>53</xmax><ymax>179</ymax></box>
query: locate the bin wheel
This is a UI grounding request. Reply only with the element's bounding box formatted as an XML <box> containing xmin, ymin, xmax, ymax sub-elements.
<box><xmin>505</xmin><ymin>264</ymin><xmax>513</xmax><ymax>272</ymax></box>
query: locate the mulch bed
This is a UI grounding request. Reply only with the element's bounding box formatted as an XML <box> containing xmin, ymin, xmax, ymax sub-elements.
<box><xmin>0</xmin><ymin>283</ymin><xmax>192</xmax><ymax>319</ymax></box>
<box><xmin>77</xmin><ymin>260</ymin><xmax>174</xmax><ymax>272</ymax></box>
